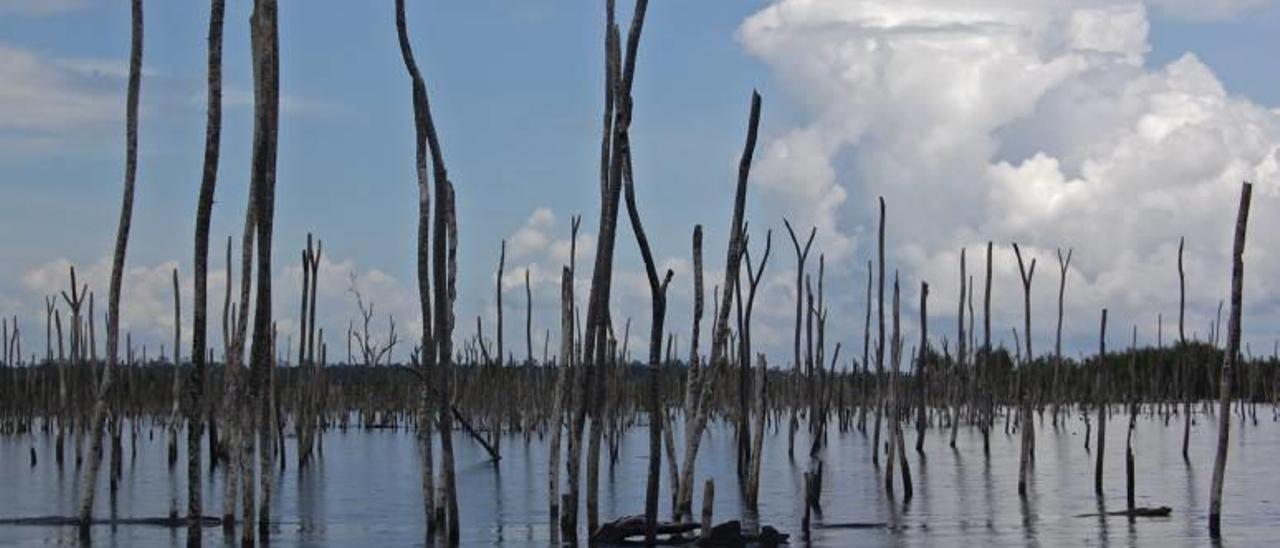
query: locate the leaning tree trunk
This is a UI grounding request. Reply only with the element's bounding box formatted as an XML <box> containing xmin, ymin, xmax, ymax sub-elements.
<box><xmin>1209</xmin><ymin>181</ymin><xmax>1252</xmax><ymax>537</ymax></box>
<box><xmin>188</xmin><ymin>0</ymin><xmax>224</xmax><ymax>533</ymax></box>
<box><xmin>78</xmin><ymin>0</ymin><xmax>143</xmax><ymax>536</ymax></box>
<box><xmin>578</xmin><ymin>1</ymin><xmax>648</xmax><ymax>534</ymax></box>
<box><xmin>675</xmin><ymin>90</ymin><xmax>760</xmax><ymax>522</ymax></box>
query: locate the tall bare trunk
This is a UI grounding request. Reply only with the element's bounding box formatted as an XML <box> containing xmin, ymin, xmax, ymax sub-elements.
<box><xmin>1209</xmin><ymin>182</ymin><xmax>1252</xmax><ymax>537</ymax></box>
<box><xmin>1096</xmin><ymin>309</ymin><xmax>1108</xmax><ymax>497</ymax></box>
<box><xmin>1012</xmin><ymin>244</ymin><xmax>1036</xmax><ymax>497</ymax></box>
<box><xmin>676</xmin><ymin>90</ymin><xmax>760</xmax><ymax>522</ymax></box>
<box><xmin>78</xmin><ymin>0</ymin><xmax>143</xmax><ymax>535</ymax></box>
<box><xmin>873</xmin><ymin>198</ymin><xmax>886</xmax><ymax>467</ymax></box>
<box><xmin>188</xmin><ymin>1</ymin><xmax>224</xmax><ymax>533</ymax></box>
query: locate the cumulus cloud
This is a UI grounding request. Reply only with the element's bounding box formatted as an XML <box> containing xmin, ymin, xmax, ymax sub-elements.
<box><xmin>739</xmin><ymin>0</ymin><xmax>1280</xmax><ymax>355</ymax></box>
<box><xmin>0</xmin><ymin>43</ymin><xmax>118</xmax><ymax>139</ymax></box>
<box><xmin>15</xmin><ymin>254</ymin><xmax>417</xmax><ymax>365</ymax></box>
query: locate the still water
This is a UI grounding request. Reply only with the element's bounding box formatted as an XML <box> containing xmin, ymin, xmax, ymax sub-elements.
<box><xmin>1</xmin><ymin>408</ymin><xmax>1277</xmax><ymax>546</ymax></box>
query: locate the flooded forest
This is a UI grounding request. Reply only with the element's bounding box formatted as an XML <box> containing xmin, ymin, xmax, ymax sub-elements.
<box><xmin>1</xmin><ymin>0</ymin><xmax>1277</xmax><ymax>546</ymax></box>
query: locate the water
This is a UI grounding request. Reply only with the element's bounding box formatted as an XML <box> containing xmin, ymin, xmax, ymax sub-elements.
<box><xmin>2</xmin><ymin>407</ymin><xmax>1277</xmax><ymax>546</ymax></box>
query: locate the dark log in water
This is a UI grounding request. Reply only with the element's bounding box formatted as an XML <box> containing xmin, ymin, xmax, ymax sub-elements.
<box><xmin>590</xmin><ymin>516</ymin><xmax>788</xmax><ymax>546</ymax></box>
<box><xmin>1075</xmin><ymin>506</ymin><xmax>1172</xmax><ymax>518</ymax></box>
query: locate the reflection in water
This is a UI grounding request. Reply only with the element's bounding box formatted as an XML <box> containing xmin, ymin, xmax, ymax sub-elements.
<box><xmin>0</xmin><ymin>410</ymin><xmax>1278</xmax><ymax>546</ymax></box>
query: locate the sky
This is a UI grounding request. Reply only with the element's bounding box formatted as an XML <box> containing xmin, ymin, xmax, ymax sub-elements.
<box><xmin>1</xmin><ymin>0</ymin><xmax>1279</xmax><ymax>367</ymax></box>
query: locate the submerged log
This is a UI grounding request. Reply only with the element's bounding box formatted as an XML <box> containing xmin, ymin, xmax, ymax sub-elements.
<box><xmin>591</xmin><ymin>516</ymin><xmax>787</xmax><ymax>546</ymax></box>
<box><xmin>1076</xmin><ymin>506</ymin><xmax>1172</xmax><ymax>518</ymax></box>
<box><xmin>590</xmin><ymin>515</ymin><xmax>698</xmax><ymax>544</ymax></box>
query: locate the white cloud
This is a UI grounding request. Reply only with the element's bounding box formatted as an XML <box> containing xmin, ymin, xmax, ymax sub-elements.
<box><xmin>740</xmin><ymin>0</ymin><xmax>1280</xmax><ymax>355</ymax></box>
<box><xmin>16</xmin><ymin>253</ymin><xmax>418</xmax><ymax>365</ymax></box>
<box><xmin>0</xmin><ymin>43</ymin><xmax>118</xmax><ymax>137</ymax></box>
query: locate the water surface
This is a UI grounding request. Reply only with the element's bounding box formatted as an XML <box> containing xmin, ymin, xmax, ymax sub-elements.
<box><xmin>1</xmin><ymin>407</ymin><xmax>1277</xmax><ymax>546</ymax></box>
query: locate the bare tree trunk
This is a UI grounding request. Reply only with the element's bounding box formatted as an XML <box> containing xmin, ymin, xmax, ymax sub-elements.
<box><xmin>1209</xmin><ymin>182</ymin><xmax>1252</xmax><ymax>537</ymax></box>
<box><xmin>1096</xmin><ymin>309</ymin><xmax>1108</xmax><ymax>497</ymax></box>
<box><xmin>745</xmin><ymin>355</ymin><xmax>768</xmax><ymax>509</ymax></box>
<box><xmin>497</xmin><ymin>240</ymin><xmax>504</xmax><ymax>365</ymax></box>
<box><xmin>1012</xmin><ymin>243</ymin><xmax>1036</xmax><ymax>498</ymax></box>
<box><xmin>188</xmin><ymin>0</ymin><xmax>223</xmax><ymax>533</ymax></box>
<box><xmin>618</xmin><ymin>116</ymin><xmax>673</xmax><ymax>542</ymax></box>
<box><xmin>526</xmin><ymin>269</ymin><xmax>533</xmax><ymax>365</ymax></box>
<box><xmin>579</xmin><ymin>1</ymin><xmax>649</xmax><ymax>533</ymax></box>
<box><xmin>873</xmin><ymin>198</ymin><xmax>886</xmax><ymax>467</ymax></box>
<box><xmin>549</xmin><ymin>266</ymin><xmax>573</xmax><ymax>538</ymax></box>
<box><xmin>981</xmin><ymin>241</ymin><xmax>993</xmax><ymax>456</ymax></box>
<box><xmin>676</xmin><ymin>90</ymin><xmax>760</xmax><ymax>522</ymax></box>
<box><xmin>861</xmin><ymin>261</ymin><xmax>871</xmax><ymax>433</ymax></box>
<box><xmin>78</xmin><ymin>0</ymin><xmax>142</xmax><ymax>536</ymax></box>
<box><xmin>950</xmin><ymin>249</ymin><xmax>965</xmax><ymax>448</ymax></box>
<box><xmin>915</xmin><ymin>281</ymin><xmax>928</xmax><ymax>455</ymax></box>
<box><xmin>1178</xmin><ymin>237</ymin><xmax>1191</xmax><ymax>460</ymax></box>
<box><xmin>1053</xmin><ymin>249</ymin><xmax>1072</xmax><ymax>428</ymax></box>
<box><xmin>168</xmin><ymin>270</ymin><xmax>182</xmax><ymax>471</ymax></box>
<box><xmin>783</xmin><ymin>220</ymin><xmax>816</xmax><ymax>460</ymax></box>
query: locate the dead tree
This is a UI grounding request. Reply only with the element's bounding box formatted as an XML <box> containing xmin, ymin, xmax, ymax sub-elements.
<box><xmin>735</xmin><ymin>229</ymin><xmax>771</xmax><ymax>475</ymax></box>
<box><xmin>873</xmin><ymin>197</ymin><xmax>886</xmax><ymax>467</ymax></box>
<box><xmin>783</xmin><ymin>219</ymin><xmax>816</xmax><ymax>456</ymax></box>
<box><xmin>675</xmin><ymin>90</ymin><xmax>761</xmax><ymax>523</ymax></box>
<box><xmin>349</xmin><ymin>272</ymin><xmax>399</xmax><ymax>367</ymax></box>
<box><xmin>1178</xmin><ymin>237</ymin><xmax>1190</xmax><ymax>460</ymax></box>
<box><xmin>187</xmin><ymin>2</ymin><xmax>224</xmax><ymax>529</ymax></box>
<box><xmin>884</xmin><ymin>273</ymin><xmax>911</xmax><ymax>500</ymax></box>
<box><xmin>1096</xmin><ymin>308</ymin><xmax>1108</xmax><ymax>497</ymax></box>
<box><xmin>1012</xmin><ymin>243</ymin><xmax>1035</xmax><ymax>497</ymax></box>
<box><xmin>860</xmin><ymin>260</ymin><xmax>871</xmax><ymax>433</ymax></box>
<box><xmin>526</xmin><ymin>268</ymin><xmax>533</xmax><ymax>365</ymax></box>
<box><xmin>618</xmin><ymin>108</ymin><xmax>675</xmax><ymax>542</ymax></box>
<box><xmin>981</xmin><ymin>241</ymin><xmax>993</xmax><ymax>455</ymax></box>
<box><xmin>573</xmin><ymin>0</ymin><xmax>649</xmax><ymax>535</ymax></box>
<box><xmin>1053</xmin><ymin>248</ymin><xmax>1072</xmax><ymax>427</ymax></box>
<box><xmin>915</xmin><ymin>281</ymin><xmax>929</xmax><ymax>454</ymax></box>
<box><xmin>558</xmin><ymin>215</ymin><xmax>582</xmax><ymax>536</ymax></box>
<box><xmin>950</xmin><ymin>249</ymin><xmax>965</xmax><ymax>448</ymax></box>
<box><xmin>497</xmin><ymin>240</ymin><xmax>505</xmax><ymax>365</ymax></box>
<box><xmin>78</xmin><ymin>0</ymin><xmax>143</xmax><ymax>535</ymax></box>
<box><xmin>1209</xmin><ymin>181</ymin><xmax>1252</xmax><ymax>538</ymax></box>
<box><xmin>246</xmin><ymin>0</ymin><xmax>281</xmax><ymax>535</ymax></box>
<box><xmin>1126</xmin><ymin>325</ymin><xmax>1138</xmax><ymax>514</ymax></box>
<box><xmin>167</xmin><ymin>269</ymin><xmax>182</xmax><ymax>469</ymax></box>
<box><xmin>392</xmin><ymin>9</ymin><xmax>435</xmax><ymax>531</ymax></box>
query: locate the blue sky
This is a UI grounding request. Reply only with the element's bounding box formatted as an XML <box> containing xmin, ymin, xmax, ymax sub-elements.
<box><xmin>2</xmin><ymin>0</ymin><xmax>1280</xmax><ymax>364</ymax></box>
